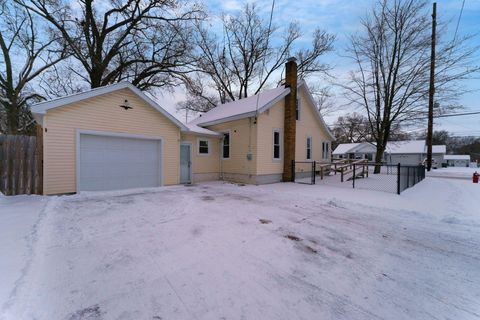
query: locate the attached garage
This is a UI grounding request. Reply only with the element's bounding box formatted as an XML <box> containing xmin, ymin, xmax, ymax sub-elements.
<box><xmin>31</xmin><ymin>82</ymin><xmax>188</xmax><ymax>195</ymax></box>
<box><xmin>78</xmin><ymin>132</ymin><xmax>162</xmax><ymax>191</ymax></box>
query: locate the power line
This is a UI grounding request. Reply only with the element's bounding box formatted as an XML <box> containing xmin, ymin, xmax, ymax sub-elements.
<box><xmin>453</xmin><ymin>0</ymin><xmax>466</xmax><ymax>41</ymax></box>
<box><xmin>416</xmin><ymin>110</ymin><xmax>480</xmax><ymax>120</ymax></box>
<box><xmin>255</xmin><ymin>0</ymin><xmax>275</xmax><ymax>116</ymax></box>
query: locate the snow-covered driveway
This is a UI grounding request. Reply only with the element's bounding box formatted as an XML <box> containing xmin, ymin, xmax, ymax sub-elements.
<box><xmin>1</xmin><ymin>179</ymin><xmax>480</xmax><ymax>320</ymax></box>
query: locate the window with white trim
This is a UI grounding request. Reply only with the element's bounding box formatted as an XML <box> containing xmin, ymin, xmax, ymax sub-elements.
<box><xmin>222</xmin><ymin>132</ymin><xmax>230</xmax><ymax>159</ymax></box>
<box><xmin>273</xmin><ymin>130</ymin><xmax>281</xmax><ymax>160</ymax></box>
<box><xmin>198</xmin><ymin>139</ymin><xmax>210</xmax><ymax>155</ymax></box>
<box><xmin>306</xmin><ymin>137</ymin><xmax>312</xmax><ymax>160</ymax></box>
<box><xmin>322</xmin><ymin>142</ymin><xmax>329</xmax><ymax>159</ymax></box>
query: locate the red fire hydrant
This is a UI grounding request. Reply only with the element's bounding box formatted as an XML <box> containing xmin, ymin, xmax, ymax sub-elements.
<box><xmin>473</xmin><ymin>172</ymin><xmax>479</xmax><ymax>184</ymax></box>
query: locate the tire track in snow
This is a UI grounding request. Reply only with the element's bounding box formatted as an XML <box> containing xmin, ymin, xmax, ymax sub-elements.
<box><xmin>1</xmin><ymin>196</ymin><xmax>60</xmax><ymax>318</ymax></box>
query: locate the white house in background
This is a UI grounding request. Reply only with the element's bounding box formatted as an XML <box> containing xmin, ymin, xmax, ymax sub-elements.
<box><xmin>384</xmin><ymin>140</ymin><xmax>446</xmax><ymax>166</ymax></box>
<box><xmin>333</xmin><ymin>140</ymin><xmax>446</xmax><ymax>166</ymax></box>
<box><xmin>332</xmin><ymin>142</ymin><xmax>376</xmax><ymax>160</ymax></box>
<box><xmin>444</xmin><ymin>155</ymin><xmax>471</xmax><ymax>167</ymax></box>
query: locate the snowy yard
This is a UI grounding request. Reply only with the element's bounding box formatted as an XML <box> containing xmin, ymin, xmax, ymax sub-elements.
<box><xmin>427</xmin><ymin>166</ymin><xmax>479</xmax><ymax>179</ymax></box>
<box><xmin>1</xmin><ymin>178</ymin><xmax>480</xmax><ymax>320</ymax></box>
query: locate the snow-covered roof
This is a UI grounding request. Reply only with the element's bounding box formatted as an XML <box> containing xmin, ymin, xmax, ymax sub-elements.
<box><xmin>444</xmin><ymin>154</ymin><xmax>470</xmax><ymax>160</ymax></box>
<box><xmin>332</xmin><ymin>143</ymin><xmax>361</xmax><ymax>155</ymax></box>
<box><xmin>190</xmin><ymin>86</ymin><xmax>290</xmax><ymax>127</ymax></box>
<box><xmin>332</xmin><ymin>142</ymin><xmax>376</xmax><ymax>155</ymax></box>
<box><xmin>188</xmin><ymin>81</ymin><xmax>335</xmax><ymax>141</ymax></box>
<box><xmin>30</xmin><ymin>82</ymin><xmax>189</xmax><ymax>131</ymax></box>
<box><xmin>385</xmin><ymin>140</ymin><xmax>425</xmax><ymax>154</ymax></box>
<box><xmin>185</xmin><ymin>123</ymin><xmax>222</xmax><ymax>137</ymax></box>
<box><xmin>432</xmin><ymin>145</ymin><xmax>446</xmax><ymax>154</ymax></box>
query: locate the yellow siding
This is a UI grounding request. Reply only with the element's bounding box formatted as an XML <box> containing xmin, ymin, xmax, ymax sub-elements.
<box><xmin>207</xmin><ymin>118</ymin><xmax>257</xmax><ymax>176</ymax></box>
<box><xmin>295</xmin><ymin>88</ymin><xmax>332</xmax><ymax>163</ymax></box>
<box><xmin>255</xmin><ymin>86</ymin><xmax>333</xmax><ymax>176</ymax></box>
<box><xmin>181</xmin><ymin>133</ymin><xmax>221</xmax><ymax>174</ymax></box>
<box><xmin>256</xmin><ymin>100</ymin><xmax>284</xmax><ymax>175</ymax></box>
<box><xmin>43</xmin><ymin>88</ymin><xmax>181</xmax><ymax>195</ymax></box>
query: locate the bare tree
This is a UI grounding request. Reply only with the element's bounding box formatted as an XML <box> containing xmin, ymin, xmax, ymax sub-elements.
<box><xmin>308</xmin><ymin>85</ymin><xmax>339</xmax><ymax>117</ymax></box>
<box><xmin>179</xmin><ymin>3</ymin><xmax>335</xmax><ymax>113</ymax></box>
<box><xmin>17</xmin><ymin>0</ymin><xmax>205</xmax><ymax>91</ymax></box>
<box><xmin>343</xmin><ymin>0</ymin><xmax>478</xmax><ymax>172</ymax></box>
<box><xmin>37</xmin><ymin>63</ymin><xmax>87</xmax><ymax>99</ymax></box>
<box><xmin>332</xmin><ymin>113</ymin><xmax>372</xmax><ymax>144</ymax></box>
<box><xmin>0</xmin><ymin>1</ymin><xmax>67</xmax><ymax>134</ymax></box>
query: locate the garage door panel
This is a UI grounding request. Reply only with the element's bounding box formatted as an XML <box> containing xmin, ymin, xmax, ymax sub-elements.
<box><xmin>79</xmin><ymin>134</ymin><xmax>161</xmax><ymax>191</ymax></box>
<box><xmin>81</xmin><ymin>135</ymin><xmax>107</xmax><ymax>149</ymax></box>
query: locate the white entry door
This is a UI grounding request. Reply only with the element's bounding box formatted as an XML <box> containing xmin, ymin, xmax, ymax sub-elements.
<box><xmin>78</xmin><ymin>133</ymin><xmax>161</xmax><ymax>191</ymax></box>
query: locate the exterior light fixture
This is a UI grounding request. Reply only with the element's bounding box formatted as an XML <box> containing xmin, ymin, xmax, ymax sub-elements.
<box><xmin>119</xmin><ymin>99</ymin><xmax>132</xmax><ymax>110</ymax></box>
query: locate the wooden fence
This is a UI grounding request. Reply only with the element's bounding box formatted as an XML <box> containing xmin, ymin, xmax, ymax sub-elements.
<box><xmin>0</xmin><ymin>127</ymin><xmax>43</xmax><ymax>195</ymax></box>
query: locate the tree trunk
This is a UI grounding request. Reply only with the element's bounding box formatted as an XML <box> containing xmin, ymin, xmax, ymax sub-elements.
<box><xmin>6</xmin><ymin>104</ymin><xmax>19</xmax><ymax>134</ymax></box>
<box><xmin>374</xmin><ymin>143</ymin><xmax>385</xmax><ymax>174</ymax></box>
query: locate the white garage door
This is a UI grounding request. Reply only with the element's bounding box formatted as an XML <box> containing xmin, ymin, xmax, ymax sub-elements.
<box><xmin>79</xmin><ymin>134</ymin><xmax>161</xmax><ymax>191</ymax></box>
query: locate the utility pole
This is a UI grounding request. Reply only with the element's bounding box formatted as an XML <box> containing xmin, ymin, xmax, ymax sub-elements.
<box><xmin>426</xmin><ymin>2</ymin><xmax>436</xmax><ymax>171</ymax></box>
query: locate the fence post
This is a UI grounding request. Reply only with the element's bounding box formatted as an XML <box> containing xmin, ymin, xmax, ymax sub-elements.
<box><xmin>397</xmin><ymin>163</ymin><xmax>401</xmax><ymax>195</ymax></box>
<box><xmin>341</xmin><ymin>168</ymin><xmax>344</xmax><ymax>183</ymax></box>
<box><xmin>320</xmin><ymin>166</ymin><xmax>324</xmax><ymax>180</ymax></box>
<box><xmin>36</xmin><ymin>125</ymin><xmax>43</xmax><ymax>195</ymax></box>
<box><xmin>407</xmin><ymin>167</ymin><xmax>410</xmax><ymax>187</ymax></box>
<box><xmin>312</xmin><ymin>161</ymin><xmax>316</xmax><ymax>185</ymax></box>
<box><xmin>353</xmin><ymin>164</ymin><xmax>356</xmax><ymax>188</ymax></box>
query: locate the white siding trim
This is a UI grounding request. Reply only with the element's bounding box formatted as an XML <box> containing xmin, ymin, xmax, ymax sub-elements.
<box><xmin>272</xmin><ymin>128</ymin><xmax>282</xmax><ymax>161</ymax></box>
<box><xmin>196</xmin><ymin>137</ymin><xmax>211</xmax><ymax>156</ymax></box>
<box><xmin>306</xmin><ymin>136</ymin><xmax>313</xmax><ymax>160</ymax></box>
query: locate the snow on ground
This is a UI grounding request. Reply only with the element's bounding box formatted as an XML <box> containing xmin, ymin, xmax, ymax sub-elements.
<box><xmin>0</xmin><ymin>195</ymin><xmax>47</xmax><ymax>312</ymax></box>
<box><xmin>1</xmin><ymin>178</ymin><xmax>480</xmax><ymax>320</ymax></box>
<box><xmin>427</xmin><ymin>166</ymin><xmax>479</xmax><ymax>179</ymax></box>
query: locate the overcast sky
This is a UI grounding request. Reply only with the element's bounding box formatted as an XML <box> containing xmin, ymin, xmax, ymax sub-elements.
<box><xmin>158</xmin><ymin>0</ymin><xmax>480</xmax><ymax>137</ymax></box>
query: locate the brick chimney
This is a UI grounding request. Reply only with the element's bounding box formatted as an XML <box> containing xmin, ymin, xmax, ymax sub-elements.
<box><xmin>282</xmin><ymin>57</ymin><xmax>297</xmax><ymax>182</ymax></box>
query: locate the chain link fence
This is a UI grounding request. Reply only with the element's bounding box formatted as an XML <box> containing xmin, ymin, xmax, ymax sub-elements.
<box><xmin>292</xmin><ymin>160</ymin><xmax>425</xmax><ymax>194</ymax></box>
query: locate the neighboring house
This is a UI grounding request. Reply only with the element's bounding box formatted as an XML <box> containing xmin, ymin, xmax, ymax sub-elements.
<box><xmin>444</xmin><ymin>155</ymin><xmax>471</xmax><ymax>167</ymax></box>
<box><xmin>333</xmin><ymin>140</ymin><xmax>446</xmax><ymax>166</ymax></box>
<box><xmin>31</xmin><ymin>58</ymin><xmax>334</xmax><ymax>195</ymax></box>
<box><xmin>332</xmin><ymin>142</ymin><xmax>376</xmax><ymax>161</ymax></box>
<box><xmin>385</xmin><ymin>141</ymin><xmax>446</xmax><ymax>166</ymax></box>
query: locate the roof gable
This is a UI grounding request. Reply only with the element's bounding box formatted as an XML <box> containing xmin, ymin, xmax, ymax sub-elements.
<box><xmin>31</xmin><ymin>82</ymin><xmax>188</xmax><ymax>131</ymax></box>
<box><xmin>297</xmin><ymin>82</ymin><xmax>335</xmax><ymax>141</ymax></box>
<box><xmin>190</xmin><ymin>86</ymin><xmax>290</xmax><ymax>127</ymax></box>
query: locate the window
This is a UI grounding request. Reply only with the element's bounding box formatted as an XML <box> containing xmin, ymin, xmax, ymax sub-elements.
<box><xmin>273</xmin><ymin>130</ymin><xmax>281</xmax><ymax>160</ymax></box>
<box><xmin>222</xmin><ymin>132</ymin><xmax>230</xmax><ymax>159</ymax></box>
<box><xmin>198</xmin><ymin>139</ymin><xmax>209</xmax><ymax>155</ymax></box>
<box><xmin>296</xmin><ymin>98</ymin><xmax>301</xmax><ymax>120</ymax></box>
<box><xmin>306</xmin><ymin>137</ymin><xmax>312</xmax><ymax>160</ymax></box>
<box><xmin>322</xmin><ymin>142</ymin><xmax>329</xmax><ymax>159</ymax></box>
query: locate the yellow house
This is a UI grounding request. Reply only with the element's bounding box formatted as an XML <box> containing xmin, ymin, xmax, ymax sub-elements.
<box><xmin>31</xmin><ymin>59</ymin><xmax>334</xmax><ymax>195</ymax></box>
